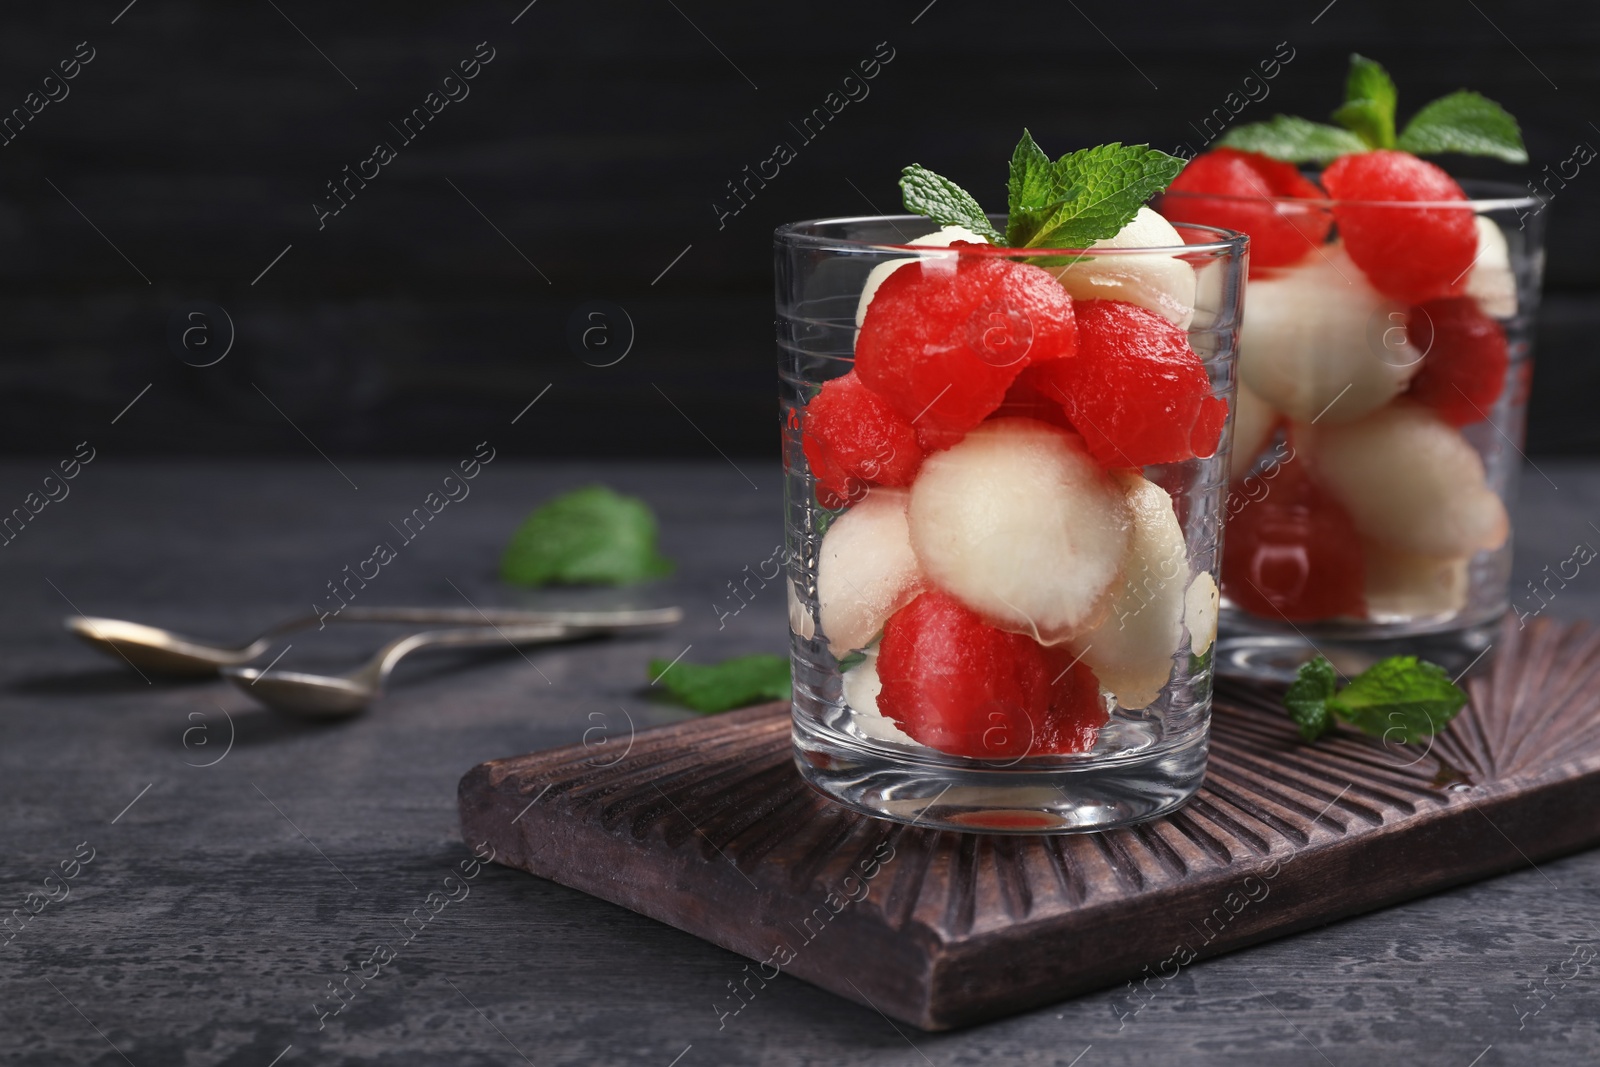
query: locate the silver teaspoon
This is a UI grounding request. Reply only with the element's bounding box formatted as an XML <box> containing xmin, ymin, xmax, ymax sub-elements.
<box><xmin>220</xmin><ymin>622</ymin><xmax>584</xmax><ymax>719</ymax></box>
<box><xmin>66</xmin><ymin>605</ymin><xmax>680</xmax><ymax>677</ymax></box>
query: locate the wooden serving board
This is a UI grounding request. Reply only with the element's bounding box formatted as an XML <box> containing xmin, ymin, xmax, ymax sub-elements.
<box><xmin>457</xmin><ymin>616</ymin><xmax>1600</xmax><ymax>1031</ymax></box>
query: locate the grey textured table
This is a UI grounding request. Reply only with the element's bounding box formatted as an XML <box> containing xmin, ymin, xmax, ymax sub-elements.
<box><xmin>2</xmin><ymin>459</ymin><xmax>1597</xmax><ymax>1067</ymax></box>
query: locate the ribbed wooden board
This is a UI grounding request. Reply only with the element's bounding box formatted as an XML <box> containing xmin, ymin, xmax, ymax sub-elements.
<box><xmin>457</xmin><ymin>616</ymin><xmax>1600</xmax><ymax>1030</ymax></box>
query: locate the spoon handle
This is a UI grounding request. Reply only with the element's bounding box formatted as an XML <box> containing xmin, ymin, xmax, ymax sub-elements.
<box><xmin>265</xmin><ymin>605</ymin><xmax>680</xmax><ymax>637</ymax></box>
<box><xmin>369</xmin><ymin>623</ymin><xmax>579</xmax><ymax>688</ymax></box>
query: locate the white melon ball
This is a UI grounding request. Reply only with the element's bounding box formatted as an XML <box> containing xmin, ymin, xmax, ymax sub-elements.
<box><xmin>908</xmin><ymin>418</ymin><xmax>1130</xmax><ymax>643</ymax></box>
<box><xmin>1184</xmin><ymin>572</ymin><xmax>1219</xmax><ymax>656</ymax></box>
<box><xmin>1238</xmin><ymin>242</ymin><xmax>1423</xmax><ymax>425</ymax></box>
<box><xmin>787</xmin><ymin>578</ymin><xmax>815</xmax><ymax>641</ymax></box>
<box><xmin>1069</xmin><ymin>472</ymin><xmax>1190</xmax><ymax>710</ymax></box>
<box><xmin>1229</xmin><ymin>380</ymin><xmax>1278</xmax><ymax>483</ymax></box>
<box><xmin>816</xmin><ymin>487</ymin><xmax>923</xmax><ymax>656</ymax></box>
<box><xmin>1048</xmin><ymin>207</ymin><xmax>1197</xmax><ymax>329</ymax></box>
<box><xmin>1362</xmin><ymin>541</ymin><xmax>1470</xmax><ymax>621</ymax></box>
<box><xmin>1465</xmin><ymin>215</ymin><xmax>1517</xmax><ymax>320</ymax></box>
<box><xmin>842</xmin><ymin>649</ymin><xmax>919</xmax><ymax>745</ymax></box>
<box><xmin>1304</xmin><ymin>400</ymin><xmax>1510</xmax><ymax>559</ymax></box>
<box><xmin>854</xmin><ymin>225</ymin><xmax>990</xmax><ymax>328</ymax></box>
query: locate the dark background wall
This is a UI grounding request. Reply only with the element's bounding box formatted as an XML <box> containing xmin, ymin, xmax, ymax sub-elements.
<box><xmin>2</xmin><ymin>0</ymin><xmax>1596</xmax><ymax>458</ymax></box>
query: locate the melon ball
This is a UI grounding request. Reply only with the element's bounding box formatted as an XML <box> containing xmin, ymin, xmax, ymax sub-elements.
<box><xmin>1362</xmin><ymin>541</ymin><xmax>1470</xmax><ymax>621</ymax></box>
<box><xmin>1229</xmin><ymin>380</ymin><xmax>1279</xmax><ymax>482</ymax></box>
<box><xmin>907</xmin><ymin>418</ymin><xmax>1130</xmax><ymax>643</ymax></box>
<box><xmin>787</xmin><ymin>578</ymin><xmax>815</xmax><ymax>641</ymax></box>
<box><xmin>1048</xmin><ymin>207</ymin><xmax>1197</xmax><ymax>329</ymax></box>
<box><xmin>1069</xmin><ymin>472</ymin><xmax>1190</xmax><ymax>710</ymax></box>
<box><xmin>854</xmin><ymin>225</ymin><xmax>991</xmax><ymax>328</ymax></box>
<box><xmin>1238</xmin><ymin>242</ymin><xmax>1423</xmax><ymax>425</ymax></box>
<box><xmin>842</xmin><ymin>648</ymin><xmax>919</xmax><ymax>745</ymax></box>
<box><xmin>1465</xmin><ymin>215</ymin><xmax>1517</xmax><ymax>320</ymax></box>
<box><xmin>1184</xmin><ymin>572</ymin><xmax>1220</xmax><ymax>656</ymax></box>
<box><xmin>1304</xmin><ymin>400</ymin><xmax>1510</xmax><ymax>559</ymax></box>
<box><xmin>816</xmin><ymin>487</ymin><xmax>923</xmax><ymax>656</ymax></box>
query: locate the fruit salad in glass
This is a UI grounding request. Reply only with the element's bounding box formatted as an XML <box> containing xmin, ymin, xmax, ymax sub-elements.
<box><xmin>778</xmin><ymin>134</ymin><xmax>1246</xmax><ymax>833</ymax></box>
<box><xmin>1160</xmin><ymin>56</ymin><xmax>1542</xmax><ymax>672</ymax></box>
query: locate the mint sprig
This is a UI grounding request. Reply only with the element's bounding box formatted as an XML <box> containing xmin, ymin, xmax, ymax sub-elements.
<box><xmin>1397</xmin><ymin>91</ymin><xmax>1529</xmax><ymax>163</ymax></box>
<box><xmin>898</xmin><ymin>166</ymin><xmax>1003</xmax><ymax>243</ymax></box>
<box><xmin>900</xmin><ymin>131</ymin><xmax>1184</xmax><ymax>249</ymax></box>
<box><xmin>1216</xmin><ymin>115</ymin><xmax>1369</xmax><ymax>165</ymax></box>
<box><xmin>1330</xmin><ymin>53</ymin><xmax>1399</xmax><ymax>150</ymax></box>
<box><xmin>648</xmin><ymin>653</ymin><xmax>791</xmax><ymax>713</ymax></box>
<box><xmin>1217</xmin><ymin>54</ymin><xmax>1526</xmax><ymax>164</ymax></box>
<box><xmin>1284</xmin><ymin>654</ymin><xmax>1467</xmax><ymax>745</ymax></box>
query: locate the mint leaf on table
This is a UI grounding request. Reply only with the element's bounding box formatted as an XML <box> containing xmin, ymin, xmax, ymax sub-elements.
<box><xmin>1283</xmin><ymin>654</ymin><xmax>1467</xmax><ymax>745</ymax></box>
<box><xmin>1331</xmin><ymin>53</ymin><xmax>1398</xmax><ymax>149</ymax></box>
<box><xmin>1014</xmin><ymin>143</ymin><xmax>1185</xmax><ymax>249</ymax></box>
<box><xmin>500</xmin><ymin>485</ymin><xmax>674</xmax><ymax>586</ymax></box>
<box><xmin>1397</xmin><ymin>90</ymin><xmax>1529</xmax><ymax>163</ymax></box>
<box><xmin>1326</xmin><ymin>656</ymin><xmax>1468</xmax><ymax>744</ymax></box>
<box><xmin>898</xmin><ymin>165</ymin><xmax>1003</xmax><ymax>244</ymax></box>
<box><xmin>1283</xmin><ymin>655</ymin><xmax>1338</xmax><ymax>742</ymax></box>
<box><xmin>1216</xmin><ymin>115</ymin><xmax>1371</xmax><ymax>163</ymax></box>
<box><xmin>648</xmin><ymin>653</ymin><xmax>791</xmax><ymax>713</ymax></box>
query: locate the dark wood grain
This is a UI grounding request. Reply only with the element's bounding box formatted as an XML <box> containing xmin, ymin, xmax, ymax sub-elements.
<box><xmin>461</xmin><ymin>615</ymin><xmax>1600</xmax><ymax>1030</ymax></box>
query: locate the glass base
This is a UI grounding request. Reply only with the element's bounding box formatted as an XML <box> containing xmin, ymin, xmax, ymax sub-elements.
<box><xmin>1216</xmin><ymin>610</ymin><xmax>1504</xmax><ymax>685</ymax></box>
<box><xmin>792</xmin><ymin>713</ymin><xmax>1210</xmax><ymax>835</ymax></box>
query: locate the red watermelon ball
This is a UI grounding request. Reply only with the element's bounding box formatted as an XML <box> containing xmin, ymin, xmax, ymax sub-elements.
<box><xmin>1321</xmin><ymin>150</ymin><xmax>1477</xmax><ymax>305</ymax></box>
<box><xmin>1032</xmin><ymin>298</ymin><xmax>1224</xmax><ymax>468</ymax></box>
<box><xmin>1164</xmin><ymin>147</ymin><xmax>1333</xmax><ymax>271</ymax></box>
<box><xmin>801</xmin><ymin>370</ymin><xmax>925</xmax><ymax>506</ymax></box>
<box><xmin>855</xmin><ymin>252</ymin><xmax>1076</xmax><ymax>438</ymax></box>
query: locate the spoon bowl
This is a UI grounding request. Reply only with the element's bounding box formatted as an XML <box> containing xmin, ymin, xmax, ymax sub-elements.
<box><xmin>224</xmin><ymin>668</ymin><xmax>374</xmax><ymax>719</ymax></box>
<box><xmin>68</xmin><ymin>616</ymin><xmax>268</xmax><ymax>676</ymax></box>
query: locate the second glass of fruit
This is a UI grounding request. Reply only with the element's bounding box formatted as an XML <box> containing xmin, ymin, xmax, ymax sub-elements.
<box><xmin>779</xmin><ymin>214</ymin><xmax>1247</xmax><ymax>833</ymax></box>
<box><xmin>1161</xmin><ymin>152</ymin><xmax>1544</xmax><ymax>680</ymax></box>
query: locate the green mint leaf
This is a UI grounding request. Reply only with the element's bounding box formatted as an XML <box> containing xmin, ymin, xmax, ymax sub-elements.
<box><xmin>1005</xmin><ymin>129</ymin><xmax>1055</xmax><ymax>246</ymax></box>
<box><xmin>1332</xmin><ymin>53</ymin><xmax>1398</xmax><ymax>148</ymax></box>
<box><xmin>1019</xmin><ymin>142</ymin><xmax>1184</xmax><ymax>249</ymax></box>
<box><xmin>1326</xmin><ymin>656</ymin><xmax>1467</xmax><ymax>744</ymax></box>
<box><xmin>1217</xmin><ymin>115</ymin><xmax>1370</xmax><ymax>163</ymax></box>
<box><xmin>1397</xmin><ymin>90</ymin><xmax>1529</xmax><ymax>162</ymax></box>
<box><xmin>898</xmin><ymin>165</ymin><xmax>1003</xmax><ymax>244</ymax></box>
<box><xmin>648</xmin><ymin>653</ymin><xmax>791</xmax><ymax>713</ymax></box>
<box><xmin>1284</xmin><ymin>655</ymin><xmax>1339</xmax><ymax>742</ymax></box>
<box><xmin>500</xmin><ymin>485</ymin><xmax>674</xmax><ymax>586</ymax></box>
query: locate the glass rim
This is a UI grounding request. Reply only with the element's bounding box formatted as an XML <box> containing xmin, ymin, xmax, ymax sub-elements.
<box><xmin>774</xmin><ymin>214</ymin><xmax>1247</xmax><ymax>258</ymax></box>
<box><xmin>1160</xmin><ymin>176</ymin><xmax>1538</xmax><ymax>212</ymax></box>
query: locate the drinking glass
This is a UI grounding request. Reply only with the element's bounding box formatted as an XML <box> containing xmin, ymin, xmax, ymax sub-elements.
<box><xmin>777</xmin><ymin>215</ymin><xmax>1247</xmax><ymax>833</ymax></box>
<box><xmin>1159</xmin><ymin>182</ymin><xmax>1545</xmax><ymax>681</ymax></box>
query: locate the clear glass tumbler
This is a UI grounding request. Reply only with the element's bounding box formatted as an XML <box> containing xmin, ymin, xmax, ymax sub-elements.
<box><xmin>777</xmin><ymin>215</ymin><xmax>1247</xmax><ymax>833</ymax></box>
<box><xmin>1159</xmin><ymin>182</ymin><xmax>1545</xmax><ymax>681</ymax></box>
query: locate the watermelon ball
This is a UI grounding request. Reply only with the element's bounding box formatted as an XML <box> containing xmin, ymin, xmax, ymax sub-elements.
<box><xmin>1041</xmin><ymin>649</ymin><xmax>1110</xmax><ymax>754</ymax></box>
<box><xmin>1321</xmin><ymin>150</ymin><xmax>1477</xmax><ymax>305</ymax></box>
<box><xmin>1221</xmin><ymin>455</ymin><xmax>1366</xmax><ymax>621</ymax></box>
<box><xmin>1164</xmin><ymin>148</ymin><xmax>1333</xmax><ymax>272</ymax></box>
<box><xmin>876</xmin><ymin>590</ymin><xmax>1054</xmax><ymax>760</ymax></box>
<box><xmin>1032</xmin><ymin>298</ymin><xmax>1224</xmax><ymax>468</ymax></box>
<box><xmin>802</xmin><ymin>371</ymin><xmax>925</xmax><ymax>507</ymax></box>
<box><xmin>1404</xmin><ymin>298</ymin><xmax>1510</xmax><ymax>427</ymax></box>
<box><xmin>856</xmin><ymin>253</ymin><xmax>1077</xmax><ymax>438</ymax></box>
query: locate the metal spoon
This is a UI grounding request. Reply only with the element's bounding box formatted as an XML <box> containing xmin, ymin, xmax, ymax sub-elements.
<box><xmin>65</xmin><ymin>605</ymin><xmax>681</xmax><ymax>677</ymax></box>
<box><xmin>220</xmin><ymin>622</ymin><xmax>584</xmax><ymax>719</ymax></box>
